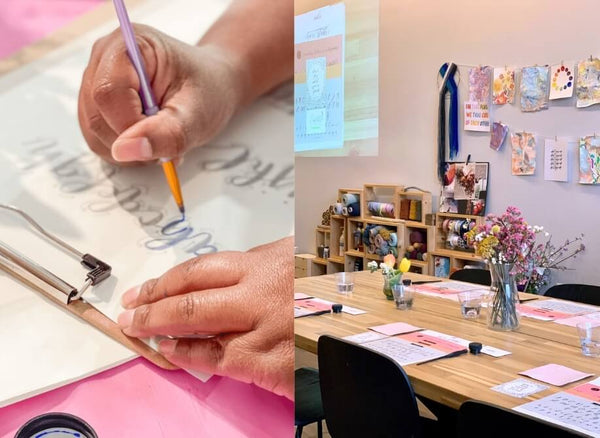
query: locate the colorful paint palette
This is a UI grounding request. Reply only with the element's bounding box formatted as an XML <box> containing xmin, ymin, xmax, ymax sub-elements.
<box><xmin>550</xmin><ymin>63</ymin><xmax>575</xmax><ymax>100</ymax></box>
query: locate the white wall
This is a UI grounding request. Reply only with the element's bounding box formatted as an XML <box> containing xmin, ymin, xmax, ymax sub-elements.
<box><xmin>296</xmin><ymin>0</ymin><xmax>600</xmax><ymax>285</ymax></box>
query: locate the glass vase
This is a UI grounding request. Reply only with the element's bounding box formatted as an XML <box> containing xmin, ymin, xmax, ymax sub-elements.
<box><xmin>487</xmin><ymin>262</ymin><xmax>520</xmax><ymax>331</ymax></box>
<box><xmin>382</xmin><ymin>277</ymin><xmax>394</xmax><ymax>300</ymax></box>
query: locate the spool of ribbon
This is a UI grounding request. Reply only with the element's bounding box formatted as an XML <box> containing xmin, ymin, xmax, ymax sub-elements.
<box><xmin>368</xmin><ymin>201</ymin><xmax>395</xmax><ymax>218</ymax></box>
<box><xmin>342</xmin><ymin>207</ymin><xmax>349</xmax><ymax>216</ymax></box>
<box><xmin>346</xmin><ymin>202</ymin><xmax>361</xmax><ymax>216</ymax></box>
<box><xmin>438</xmin><ymin>62</ymin><xmax>459</xmax><ymax>183</ymax></box>
<box><xmin>333</xmin><ymin>202</ymin><xmax>344</xmax><ymax>215</ymax></box>
<box><xmin>389</xmin><ymin>232</ymin><xmax>398</xmax><ymax>247</ymax></box>
<box><xmin>342</xmin><ymin>193</ymin><xmax>359</xmax><ymax>206</ymax></box>
<box><xmin>374</xmin><ymin>234</ymin><xmax>385</xmax><ymax>248</ymax></box>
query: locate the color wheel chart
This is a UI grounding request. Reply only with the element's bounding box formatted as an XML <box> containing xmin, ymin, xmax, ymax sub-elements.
<box><xmin>550</xmin><ymin>63</ymin><xmax>575</xmax><ymax>99</ymax></box>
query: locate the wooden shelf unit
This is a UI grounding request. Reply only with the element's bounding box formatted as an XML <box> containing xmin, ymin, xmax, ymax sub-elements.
<box><xmin>396</xmin><ymin>189</ymin><xmax>432</xmax><ymax>224</ymax></box>
<box><xmin>431</xmin><ymin>212</ymin><xmax>486</xmax><ymax>277</ymax></box>
<box><xmin>362</xmin><ymin>184</ymin><xmax>403</xmax><ymax>221</ymax></box>
<box><xmin>337</xmin><ymin>188</ymin><xmax>362</xmax><ymax>218</ymax></box>
<box><xmin>362</xmin><ymin>217</ymin><xmax>404</xmax><ymax>263</ymax></box>
<box><xmin>345</xmin><ymin>217</ymin><xmax>365</xmax><ymax>256</ymax></box>
<box><xmin>329</xmin><ymin>215</ymin><xmax>347</xmax><ymax>259</ymax></box>
<box><xmin>402</xmin><ymin>221</ymin><xmax>434</xmax><ymax>275</ymax></box>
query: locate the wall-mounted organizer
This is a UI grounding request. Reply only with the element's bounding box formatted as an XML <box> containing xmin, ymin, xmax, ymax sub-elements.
<box><xmin>430</xmin><ymin>212</ymin><xmax>485</xmax><ymax>277</ymax></box>
<box><xmin>362</xmin><ymin>184</ymin><xmax>403</xmax><ymax>221</ymax></box>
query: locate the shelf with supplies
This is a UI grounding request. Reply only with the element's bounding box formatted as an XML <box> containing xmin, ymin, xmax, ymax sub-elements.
<box><xmin>309</xmin><ymin>184</ymin><xmax>436</xmax><ymax>276</ymax></box>
<box><xmin>431</xmin><ymin>212</ymin><xmax>486</xmax><ymax>278</ymax></box>
<box><xmin>336</xmin><ymin>188</ymin><xmax>362</xmax><ymax>217</ymax></box>
<box><xmin>362</xmin><ymin>217</ymin><xmax>404</xmax><ymax>262</ymax></box>
<box><xmin>396</xmin><ymin>188</ymin><xmax>432</xmax><ymax>225</ymax></box>
<box><xmin>362</xmin><ymin>184</ymin><xmax>403</xmax><ymax>221</ymax></box>
<box><xmin>401</xmin><ymin>221</ymin><xmax>434</xmax><ymax>276</ymax></box>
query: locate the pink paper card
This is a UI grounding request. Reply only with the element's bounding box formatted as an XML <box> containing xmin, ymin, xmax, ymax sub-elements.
<box><xmin>369</xmin><ymin>322</ymin><xmax>422</xmax><ymax>336</ymax></box>
<box><xmin>518</xmin><ymin>306</ymin><xmax>571</xmax><ymax>321</ymax></box>
<box><xmin>294</xmin><ymin>292</ymin><xmax>313</xmax><ymax>300</ymax></box>
<box><xmin>0</xmin><ymin>0</ymin><xmax>104</xmax><ymax>59</ymax></box>
<box><xmin>567</xmin><ymin>377</ymin><xmax>600</xmax><ymax>402</ymax></box>
<box><xmin>399</xmin><ymin>331</ymin><xmax>466</xmax><ymax>354</ymax></box>
<box><xmin>519</xmin><ymin>364</ymin><xmax>593</xmax><ymax>387</ymax></box>
<box><xmin>0</xmin><ymin>358</ymin><xmax>292</xmax><ymax>438</ymax></box>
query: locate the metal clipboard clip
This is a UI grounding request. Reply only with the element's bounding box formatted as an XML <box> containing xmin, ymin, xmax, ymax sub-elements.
<box><xmin>0</xmin><ymin>204</ymin><xmax>111</xmax><ymax>304</ymax></box>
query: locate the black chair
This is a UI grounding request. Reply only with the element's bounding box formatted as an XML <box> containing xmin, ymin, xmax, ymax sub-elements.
<box><xmin>544</xmin><ymin>283</ymin><xmax>600</xmax><ymax>306</ymax></box>
<box><xmin>449</xmin><ymin>268</ymin><xmax>491</xmax><ymax>286</ymax></box>
<box><xmin>317</xmin><ymin>335</ymin><xmax>436</xmax><ymax>438</ymax></box>
<box><xmin>457</xmin><ymin>400</ymin><xmax>589</xmax><ymax>437</ymax></box>
<box><xmin>295</xmin><ymin>367</ymin><xmax>325</xmax><ymax>438</ymax></box>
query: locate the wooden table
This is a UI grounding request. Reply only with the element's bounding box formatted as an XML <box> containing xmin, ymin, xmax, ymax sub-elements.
<box><xmin>295</xmin><ymin>271</ymin><xmax>599</xmax><ymax>410</ymax></box>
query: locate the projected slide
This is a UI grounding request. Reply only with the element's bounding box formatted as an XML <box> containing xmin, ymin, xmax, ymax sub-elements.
<box><xmin>294</xmin><ymin>0</ymin><xmax>379</xmax><ymax>157</ymax></box>
<box><xmin>295</xmin><ymin>4</ymin><xmax>345</xmax><ymax>152</ymax></box>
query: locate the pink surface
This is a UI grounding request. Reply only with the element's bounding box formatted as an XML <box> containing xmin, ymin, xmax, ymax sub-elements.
<box><xmin>0</xmin><ymin>358</ymin><xmax>293</xmax><ymax>438</ymax></box>
<box><xmin>0</xmin><ymin>0</ymin><xmax>104</xmax><ymax>59</ymax></box>
<box><xmin>519</xmin><ymin>364</ymin><xmax>594</xmax><ymax>387</ymax></box>
<box><xmin>369</xmin><ymin>322</ymin><xmax>422</xmax><ymax>336</ymax></box>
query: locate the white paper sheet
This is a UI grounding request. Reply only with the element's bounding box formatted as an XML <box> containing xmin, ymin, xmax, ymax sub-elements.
<box><xmin>0</xmin><ymin>0</ymin><xmax>293</xmax><ymax>407</ymax></box>
<box><xmin>544</xmin><ymin>138</ymin><xmax>568</xmax><ymax>182</ymax></box>
<box><xmin>514</xmin><ymin>392</ymin><xmax>600</xmax><ymax>437</ymax></box>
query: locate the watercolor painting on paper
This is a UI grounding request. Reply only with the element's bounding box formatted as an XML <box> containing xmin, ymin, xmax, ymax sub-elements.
<box><xmin>511</xmin><ymin>132</ymin><xmax>536</xmax><ymax>175</ymax></box>
<box><xmin>490</xmin><ymin>122</ymin><xmax>509</xmax><ymax>151</ymax></box>
<box><xmin>469</xmin><ymin>66</ymin><xmax>492</xmax><ymax>102</ymax></box>
<box><xmin>520</xmin><ymin>66</ymin><xmax>549</xmax><ymax>112</ymax></box>
<box><xmin>493</xmin><ymin>67</ymin><xmax>516</xmax><ymax>105</ymax></box>
<box><xmin>579</xmin><ymin>135</ymin><xmax>600</xmax><ymax>184</ymax></box>
<box><xmin>550</xmin><ymin>63</ymin><xmax>575</xmax><ymax>100</ymax></box>
<box><xmin>576</xmin><ymin>58</ymin><xmax>600</xmax><ymax>108</ymax></box>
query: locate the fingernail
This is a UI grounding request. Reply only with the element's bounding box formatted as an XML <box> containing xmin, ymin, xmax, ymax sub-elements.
<box><xmin>112</xmin><ymin>137</ymin><xmax>152</xmax><ymax>161</ymax></box>
<box><xmin>159</xmin><ymin>339</ymin><xmax>177</xmax><ymax>355</ymax></box>
<box><xmin>117</xmin><ymin>309</ymin><xmax>135</xmax><ymax>330</ymax></box>
<box><xmin>121</xmin><ymin>285</ymin><xmax>141</xmax><ymax>309</ymax></box>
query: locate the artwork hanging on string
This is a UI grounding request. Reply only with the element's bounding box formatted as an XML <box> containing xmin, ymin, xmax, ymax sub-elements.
<box><xmin>490</xmin><ymin>122</ymin><xmax>509</xmax><ymax>151</ymax></box>
<box><xmin>493</xmin><ymin>67</ymin><xmax>516</xmax><ymax>105</ymax></box>
<box><xmin>511</xmin><ymin>132</ymin><xmax>537</xmax><ymax>175</ymax></box>
<box><xmin>576</xmin><ymin>58</ymin><xmax>600</xmax><ymax>108</ymax></box>
<box><xmin>549</xmin><ymin>63</ymin><xmax>575</xmax><ymax>100</ymax></box>
<box><xmin>439</xmin><ymin>162</ymin><xmax>489</xmax><ymax>216</ymax></box>
<box><xmin>469</xmin><ymin>66</ymin><xmax>492</xmax><ymax>102</ymax></box>
<box><xmin>544</xmin><ymin>138</ymin><xmax>568</xmax><ymax>182</ymax></box>
<box><xmin>579</xmin><ymin>135</ymin><xmax>600</xmax><ymax>184</ymax></box>
<box><xmin>520</xmin><ymin>66</ymin><xmax>549</xmax><ymax>112</ymax></box>
<box><xmin>463</xmin><ymin>101</ymin><xmax>490</xmax><ymax>132</ymax></box>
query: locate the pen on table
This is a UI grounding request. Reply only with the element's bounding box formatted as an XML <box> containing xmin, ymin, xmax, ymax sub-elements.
<box><xmin>416</xmin><ymin>349</ymin><xmax>468</xmax><ymax>366</ymax></box>
<box><xmin>112</xmin><ymin>0</ymin><xmax>185</xmax><ymax>217</ymax></box>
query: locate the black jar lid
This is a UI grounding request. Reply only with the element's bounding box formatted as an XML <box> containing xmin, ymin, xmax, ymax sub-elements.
<box><xmin>15</xmin><ymin>412</ymin><xmax>98</xmax><ymax>438</ymax></box>
<box><xmin>468</xmin><ymin>342</ymin><xmax>483</xmax><ymax>355</ymax></box>
<box><xmin>332</xmin><ymin>304</ymin><xmax>343</xmax><ymax>313</ymax></box>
